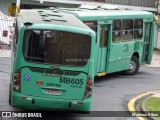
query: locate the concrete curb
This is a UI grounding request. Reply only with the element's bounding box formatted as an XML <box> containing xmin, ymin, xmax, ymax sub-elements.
<box><xmin>128</xmin><ymin>90</ymin><xmax>160</xmax><ymax>120</ymax></box>
<box><xmin>141</xmin><ymin>96</ymin><xmax>155</xmax><ymax>120</ymax></box>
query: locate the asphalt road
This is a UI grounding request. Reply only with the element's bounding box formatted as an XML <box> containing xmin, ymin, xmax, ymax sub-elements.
<box><xmin>0</xmin><ymin>58</ymin><xmax>160</xmax><ymax>120</ymax></box>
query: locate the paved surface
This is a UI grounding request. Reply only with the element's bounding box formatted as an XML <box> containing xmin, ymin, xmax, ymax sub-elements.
<box><xmin>128</xmin><ymin>90</ymin><xmax>160</xmax><ymax>120</ymax></box>
<box><xmin>0</xmin><ymin>50</ymin><xmax>11</xmax><ymax>58</ymax></box>
<box><xmin>0</xmin><ymin>58</ymin><xmax>160</xmax><ymax>120</ymax></box>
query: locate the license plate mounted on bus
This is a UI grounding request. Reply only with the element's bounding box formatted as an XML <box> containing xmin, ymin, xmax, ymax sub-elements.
<box><xmin>46</xmin><ymin>89</ymin><xmax>60</xmax><ymax>95</ymax></box>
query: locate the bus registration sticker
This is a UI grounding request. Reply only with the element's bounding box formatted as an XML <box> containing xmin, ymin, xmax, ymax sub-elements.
<box><xmin>46</xmin><ymin>89</ymin><xmax>60</xmax><ymax>95</ymax></box>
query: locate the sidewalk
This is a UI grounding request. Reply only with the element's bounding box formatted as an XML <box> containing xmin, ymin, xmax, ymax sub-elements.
<box><xmin>0</xmin><ymin>49</ymin><xmax>11</xmax><ymax>58</ymax></box>
<box><xmin>148</xmin><ymin>49</ymin><xmax>160</xmax><ymax>67</ymax></box>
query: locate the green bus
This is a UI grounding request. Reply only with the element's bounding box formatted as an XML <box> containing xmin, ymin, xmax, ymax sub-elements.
<box><xmin>60</xmin><ymin>6</ymin><xmax>155</xmax><ymax>76</ymax></box>
<box><xmin>10</xmin><ymin>7</ymin><xmax>155</xmax><ymax>112</ymax></box>
<box><xmin>9</xmin><ymin>9</ymin><xmax>96</xmax><ymax>112</ymax></box>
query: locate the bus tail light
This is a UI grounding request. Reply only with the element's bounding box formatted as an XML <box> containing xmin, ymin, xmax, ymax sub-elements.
<box><xmin>87</xmin><ymin>86</ymin><xmax>92</xmax><ymax>91</ymax></box>
<box><xmin>13</xmin><ymin>70</ymin><xmax>21</xmax><ymax>92</ymax></box>
<box><xmin>14</xmin><ymin>79</ymin><xmax>20</xmax><ymax>85</ymax></box>
<box><xmin>84</xmin><ymin>76</ymin><xmax>93</xmax><ymax>98</ymax></box>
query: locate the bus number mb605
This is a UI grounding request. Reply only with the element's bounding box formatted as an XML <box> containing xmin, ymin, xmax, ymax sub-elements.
<box><xmin>60</xmin><ymin>77</ymin><xmax>83</xmax><ymax>85</ymax></box>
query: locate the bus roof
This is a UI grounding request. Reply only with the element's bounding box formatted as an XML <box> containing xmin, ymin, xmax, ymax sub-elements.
<box><xmin>63</xmin><ymin>9</ymin><xmax>154</xmax><ymax>20</ymax></box>
<box><xmin>19</xmin><ymin>9</ymin><xmax>90</xmax><ymax>29</ymax></box>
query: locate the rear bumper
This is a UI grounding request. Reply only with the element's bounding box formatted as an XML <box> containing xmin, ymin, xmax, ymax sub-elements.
<box><xmin>11</xmin><ymin>91</ymin><xmax>92</xmax><ymax>112</ymax></box>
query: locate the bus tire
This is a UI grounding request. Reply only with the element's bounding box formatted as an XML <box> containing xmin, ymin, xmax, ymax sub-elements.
<box><xmin>9</xmin><ymin>84</ymin><xmax>11</xmax><ymax>105</ymax></box>
<box><xmin>123</xmin><ymin>56</ymin><xmax>139</xmax><ymax>75</ymax></box>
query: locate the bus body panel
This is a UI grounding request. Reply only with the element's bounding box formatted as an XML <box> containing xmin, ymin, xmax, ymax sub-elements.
<box><xmin>107</xmin><ymin>41</ymin><xmax>135</xmax><ymax>73</ymax></box>
<box><xmin>21</xmin><ymin>67</ymin><xmax>87</xmax><ymax>100</ymax></box>
<box><xmin>11</xmin><ymin>15</ymin><xmax>96</xmax><ymax>112</ymax></box>
<box><xmin>12</xmin><ymin>91</ymin><xmax>91</xmax><ymax>111</ymax></box>
<box><xmin>73</xmin><ymin>11</ymin><xmax>154</xmax><ymax>76</ymax></box>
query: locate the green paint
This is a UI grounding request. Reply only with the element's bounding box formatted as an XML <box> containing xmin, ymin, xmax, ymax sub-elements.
<box><xmin>123</xmin><ymin>44</ymin><xmax>129</xmax><ymax>52</ymax></box>
<box><xmin>70</xmin><ymin>9</ymin><xmax>154</xmax><ymax>74</ymax></box>
<box><xmin>10</xmin><ymin>10</ymin><xmax>96</xmax><ymax>112</ymax></box>
<box><xmin>10</xmin><ymin>8</ymin><xmax>155</xmax><ymax>112</ymax></box>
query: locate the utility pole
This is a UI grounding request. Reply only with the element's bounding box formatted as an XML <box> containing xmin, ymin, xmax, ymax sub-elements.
<box><xmin>16</xmin><ymin>0</ymin><xmax>20</xmax><ymax>16</ymax></box>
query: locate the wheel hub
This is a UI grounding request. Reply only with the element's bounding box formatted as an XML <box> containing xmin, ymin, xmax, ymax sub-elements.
<box><xmin>129</xmin><ymin>61</ymin><xmax>136</xmax><ymax>72</ymax></box>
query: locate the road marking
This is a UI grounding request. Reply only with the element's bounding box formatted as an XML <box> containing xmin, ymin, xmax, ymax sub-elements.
<box><xmin>128</xmin><ymin>90</ymin><xmax>160</xmax><ymax>120</ymax></box>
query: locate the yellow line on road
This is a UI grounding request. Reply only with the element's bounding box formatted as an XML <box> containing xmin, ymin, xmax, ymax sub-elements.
<box><xmin>128</xmin><ymin>90</ymin><xmax>160</xmax><ymax>120</ymax></box>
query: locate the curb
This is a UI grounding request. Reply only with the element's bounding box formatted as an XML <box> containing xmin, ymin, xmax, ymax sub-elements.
<box><xmin>141</xmin><ymin>96</ymin><xmax>155</xmax><ymax>120</ymax></box>
<box><xmin>128</xmin><ymin>90</ymin><xmax>160</xmax><ymax>120</ymax></box>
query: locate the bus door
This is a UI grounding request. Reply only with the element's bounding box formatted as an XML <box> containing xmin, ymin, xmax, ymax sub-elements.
<box><xmin>97</xmin><ymin>21</ymin><xmax>110</xmax><ymax>75</ymax></box>
<box><xmin>142</xmin><ymin>22</ymin><xmax>152</xmax><ymax>64</ymax></box>
<box><xmin>107</xmin><ymin>19</ymin><xmax>133</xmax><ymax>73</ymax></box>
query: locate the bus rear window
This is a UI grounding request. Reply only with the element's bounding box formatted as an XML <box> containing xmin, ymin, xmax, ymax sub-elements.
<box><xmin>23</xmin><ymin>30</ymin><xmax>91</xmax><ymax>66</ymax></box>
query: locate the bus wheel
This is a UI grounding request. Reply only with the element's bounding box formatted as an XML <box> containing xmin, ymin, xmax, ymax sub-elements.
<box><xmin>9</xmin><ymin>84</ymin><xmax>11</xmax><ymax>105</ymax></box>
<box><xmin>123</xmin><ymin>56</ymin><xmax>139</xmax><ymax>75</ymax></box>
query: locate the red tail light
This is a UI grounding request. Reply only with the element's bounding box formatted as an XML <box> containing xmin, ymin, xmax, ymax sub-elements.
<box><xmin>84</xmin><ymin>76</ymin><xmax>93</xmax><ymax>98</ymax></box>
<box><xmin>77</xmin><ymin>102</ymin><xmax>83</xmax><ymax>105</ymax></box>
<box><xmin>87</xmin><ymin>86</ymin><xmax>92</xmax><ymax>91</ymax></box>
<box><xmin>15</xmin><ymin>73</ymin><xmax>20</xmax><ymax>79</ymax></box>
<box><xmin>13</xmin><ymin>70</ymin><xmax>21</xmax><ymax>92</ymax></box>
<box><xmin>14</xmin><ymin>79</ymin><xmax>20</xmax><ymax>85</ymax></box>
<box><xmin>87</xmin><ymin>80</ymin><xmax>92</xmax><ymax>86</ymax></box>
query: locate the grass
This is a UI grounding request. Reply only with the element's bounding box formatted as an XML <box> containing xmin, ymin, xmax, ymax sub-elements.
<box><xmin>145</xmin><ymin>97</ymin><xmax>160</xmax><ymax>120</ymax></box>
<box><xmin>145</xmin><ymin>97</ymin><xmax>160</xmax><ymax>111</ymax></box>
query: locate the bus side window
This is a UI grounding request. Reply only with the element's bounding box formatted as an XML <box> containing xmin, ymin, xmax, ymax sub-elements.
<box><xmin>134</xmin><ymin>19</ymin><xmax>143</xmax><ymax>40</ymax></box>
<box><xmin>100</xmin><ymin>25</ymin><xmax>109</xmax><ymax>47</ymax></box>
<box><xmin>84</xmin><ymin>21</ymin><xmax>97</xmax><ymax>42</ymax></box>
<box><xmin>84</xmin><ymin>21</ymin><xmax>97</xmax><ymax>32</ymax></box>
<box><xmin>121</xmin><ymin>19</ymin><xmax>133</xmax><ymax>41</ymax></box>
<box><xmin>112</xmin><ymin>20</ymin><xmax>121</xmax><ymax>42</ymax></box>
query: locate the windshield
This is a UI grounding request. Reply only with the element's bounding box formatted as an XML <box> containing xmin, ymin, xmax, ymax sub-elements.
<box><xmin>23</xmin><ymin>30</ymin><xmax>91</xmax><ymax>66</ymax></box>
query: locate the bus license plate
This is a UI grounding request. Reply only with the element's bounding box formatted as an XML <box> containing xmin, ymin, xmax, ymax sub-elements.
<box><xmin>46</xmin><ymin>89</ymin><xmax>60</xmax><ymax>95</ymax></box>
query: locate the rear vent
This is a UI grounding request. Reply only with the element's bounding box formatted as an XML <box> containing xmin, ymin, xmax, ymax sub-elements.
<box><xmin>46</xmin><ymin>14</ymin><xmax>63</xmax><ymax>17</ymax></box>
<box><xmin>48</xmin><ymin>17</ymin><xmax>67</xmax><ymax>22</ymax></box>
<box><xmin>79</xmin><ymin>5</ymin><xmax>99</xmax><ymax>10</ymax></box>
<box><xmin>100</xmin><ymin>5</ymin><xmax>119</xmax><ymax>10</ymax></box>
<box><xmin>48</xmin><ymin>7</ymin><xmax>56</xmax><ymax>10</ymax></box>
<box><xmin>40</xmin><ymin>13</ymin><xmax>48</xmax><ymax>16</ymax></box>
<box><xmin>52</xmin><ymin>10</ymin><xmax>59</xmax><ymax>13</ymax></box>
<box><xmin>39</xmin><ymin>11</ymin><xmax>66</xmax><ymax>22</ymax></box>
<box><xmin>42</xmin><ymin>17</ymin><xmax>52</xmax><ymax>22</ymax></box>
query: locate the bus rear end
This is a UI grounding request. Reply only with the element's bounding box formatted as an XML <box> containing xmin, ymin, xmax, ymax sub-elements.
<box><xmin>10</xmin><ymin>22</ymin><xmax>95</xmax><ymax>112</ymax></box>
